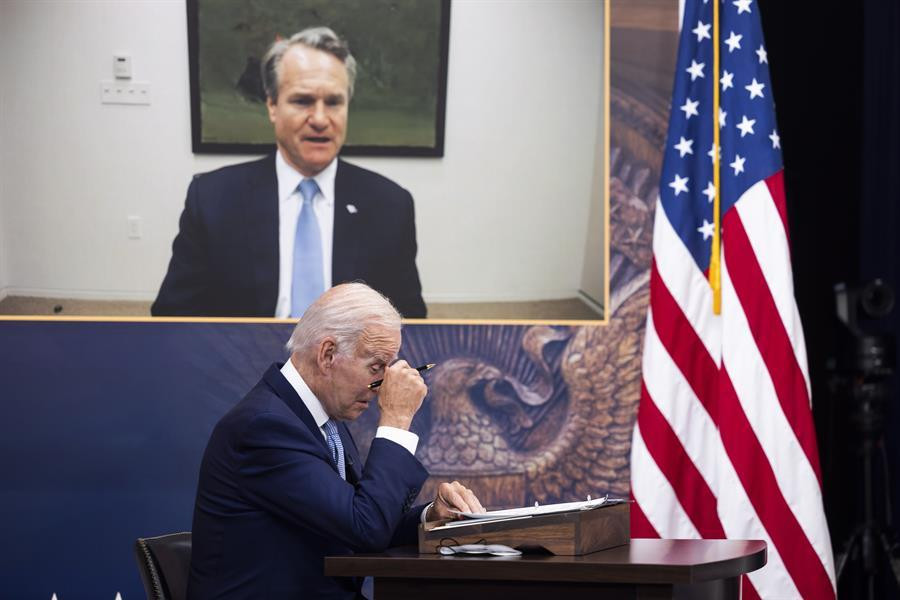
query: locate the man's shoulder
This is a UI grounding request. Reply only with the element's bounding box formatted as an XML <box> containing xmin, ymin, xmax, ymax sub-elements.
<box><xmin>213</xmin><ymin>375</ymin><xmax>297</xmax><ymax>438</ymax></box>
<box><xmin>182</xmin><ymin>155</ymin><xmax>276</xmax><ymax>213</ymax></box>
<box><xmin>218</xmin><ymin>365</ymin><xmax>315</xmax><ymax>429</ymax></box>
<box><xmin>192</xmin><ymin>154</ymin><xmax>274</xmax><ymax>186</ymax></box>
<box><xmin>337</xmin><ymin>159</ymin><xmax>409</xmax><ymax>196</ymax></box>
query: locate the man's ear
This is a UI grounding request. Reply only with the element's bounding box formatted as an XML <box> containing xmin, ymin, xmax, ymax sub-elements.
<box><xmin>266</xmin><ymin>96</ymin><xmax>278</xmax><ymax>124</ymax></box>
<box><xmin>316</xmin><ymin>337</ymin><xmax>338</xmax><ymax>374</ymax></box>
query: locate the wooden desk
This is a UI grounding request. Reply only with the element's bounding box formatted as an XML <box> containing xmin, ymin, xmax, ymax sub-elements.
<box><xmin>325</xmin><ymin>539</ymin><xmax>766</xmax><ymax>599</ymax></box>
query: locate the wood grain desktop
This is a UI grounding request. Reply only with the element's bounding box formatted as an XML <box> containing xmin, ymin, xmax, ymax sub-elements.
<box><xmin>326</xmin><ymin>538</ymin><xmax>767</xmax><ymax>600</ymax></box>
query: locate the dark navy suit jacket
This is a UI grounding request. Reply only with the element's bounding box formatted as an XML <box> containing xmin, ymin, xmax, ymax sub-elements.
<box><xmin>187</xmin><ymin>363</ymin><xmax>429</xmax><ymax>599</ymax></box>
<box><xmin>151</xmin><ymin>156</ymin><xmax>426</xmax><ymax>318</ymax></box>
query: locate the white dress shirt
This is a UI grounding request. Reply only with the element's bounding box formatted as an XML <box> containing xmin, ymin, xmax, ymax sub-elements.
<box><xmin>278</xmin><ymin>361</ymin><xmax>419</xmax><ymax>455</ymax></box>
<box><xmin>275</xmin><ymin>151</ymin><xmax>337</xmax><ymax>319</ymax></box>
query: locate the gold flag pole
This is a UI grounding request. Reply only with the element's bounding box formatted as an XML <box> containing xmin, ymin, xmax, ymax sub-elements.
<box><xmin>710</xmin><ymin>0</ymin><xmax>722</xmax><ymax>315</ymax></box>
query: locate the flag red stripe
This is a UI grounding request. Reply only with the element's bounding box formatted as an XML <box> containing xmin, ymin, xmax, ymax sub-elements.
<box><xmin>650</xmin><ymin>259</ymin><xmax>719</xmax><ymax>421</ymax></box>
<box><xmin>721</xmin><ymin>209</ymin><xmax>823</xmax><ymax>482</ymax></box>
<box><xmin>742</xmin><ymin>576</ymin><xmax>762</xmax><ymax>600</ymax></box>
<box><xmin>637</xmin><ymin>380</ymin><xmax>726</xmax><ymax>538</ymax></box>
<box><xmin>718</xmin><ymin>369</ymin><xmax>834</xmax><ymax>598</ymax></box>
<box><xmin>765</xmin><ymin>170</ymin><xmax>790</xmax><ymax>245</ymax></box>
<box><xmin>629</xmin><ymin>494</ymin><xmax>660</xmax><ymax>538</ymax></box>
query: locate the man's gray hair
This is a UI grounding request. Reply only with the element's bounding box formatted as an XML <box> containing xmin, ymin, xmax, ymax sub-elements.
<box><xmin>286</xmin><ymin>283</ymin><xmax>401</xmax><ymax>357</ymax></box>
<box><xmin>261</xmin><ymin>26</ymin><xmax>358</xmax><ymax>102</ymax></box>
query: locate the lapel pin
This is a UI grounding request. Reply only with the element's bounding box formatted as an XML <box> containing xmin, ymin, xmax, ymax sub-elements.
<box><xmin>346</xmin><ymin>204</ymin><xmax>357</xmax><ymax>214</ymax></box>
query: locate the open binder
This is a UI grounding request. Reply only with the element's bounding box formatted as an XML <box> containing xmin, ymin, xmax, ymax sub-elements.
<box><xmin>419</xmin><ymin>497</ymin><xmax>630</xmax><ymax>556</ymax></box>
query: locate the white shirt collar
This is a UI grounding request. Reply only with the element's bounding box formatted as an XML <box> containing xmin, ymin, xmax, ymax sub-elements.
<box><xmin>280</xmin><ymin>359</ymin><xmax>330</xmax><ymax>429</ymax></box>
<box><xmin>275</xmin><ymin>150</ymin><xmax>337</xmax><ymax>206</ymax></box>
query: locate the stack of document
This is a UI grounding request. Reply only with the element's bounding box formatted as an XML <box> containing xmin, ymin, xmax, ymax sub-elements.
<box><xmin>434</xmin><ymin>495</ymin><xmax>626</xmax><ymax>531</ymax></box>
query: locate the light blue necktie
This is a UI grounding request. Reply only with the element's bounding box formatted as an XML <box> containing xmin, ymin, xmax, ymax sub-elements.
<box><xmin>290</xmin><ymin>179</ymin><xmax>324</xmax><ymax>317</ymax></box>
<box><xmin>323</xmin><ymin>419</ymin><xmax>346</xmax><ymax>480</ymax></box>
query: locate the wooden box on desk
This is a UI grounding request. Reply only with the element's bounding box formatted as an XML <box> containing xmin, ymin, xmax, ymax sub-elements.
<box><xmin>418</xmin><ymin>502</ymin><xmax>630</xmax><ymax>556</ymax></box>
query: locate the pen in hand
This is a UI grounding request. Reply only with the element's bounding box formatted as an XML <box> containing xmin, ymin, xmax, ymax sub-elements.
<box><xmin>368</xmin><ymin>363</ymin><xmax>436</xmax><ymax>389</ymax></box>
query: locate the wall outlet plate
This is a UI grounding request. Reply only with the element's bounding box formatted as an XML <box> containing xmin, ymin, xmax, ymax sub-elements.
<box><xmin>100</xmin><ymin>80</ymin><xmax>150</xmax><ymax>105</ymax></box>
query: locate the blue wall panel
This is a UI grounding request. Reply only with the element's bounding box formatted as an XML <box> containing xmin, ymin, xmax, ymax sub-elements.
<box><xmin>0</xmin><ymin>321</ymin><xmax>291</xmax><ymax>599</ymax></box>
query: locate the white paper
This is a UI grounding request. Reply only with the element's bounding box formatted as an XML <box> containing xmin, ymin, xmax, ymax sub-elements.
<box><xmin>454</xmin><ymin>495</ymin><xmax>626</xmax><ymax>520</ymax></box>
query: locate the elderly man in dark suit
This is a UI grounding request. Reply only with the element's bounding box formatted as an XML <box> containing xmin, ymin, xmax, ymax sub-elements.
<box><xmin>152</xmin><ymin>27</ymin><xmax>426</xmax><ymax>319</ymax></box>
<box><xmin>188</xmin><ymin>283</ymin><xmax>482</xmax><ymax>599</ymax></box>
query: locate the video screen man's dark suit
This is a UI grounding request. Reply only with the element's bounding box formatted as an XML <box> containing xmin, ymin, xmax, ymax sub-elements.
<box><xmin>151</xmin><ymin>155</ymin><xmax>426</xmax><ymax>318</ymax></box>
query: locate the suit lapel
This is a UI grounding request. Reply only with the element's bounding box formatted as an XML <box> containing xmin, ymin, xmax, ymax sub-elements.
<box><xmin>243</xmin><ymin>154</ymin><xmax>279</xmax><ymax>315</ymax></box>
<box><xmin>263</xmin><ymin>363</ymin><xmax>362</xmax><ymax>482</ymax></box>
<box><xmin>332</xmin><ymin>159</ymin><xmax>361</xmax><ymax>286</ymax></box>
<box><xmin>262</xmin><ymin>364</ymin><xmax>332</xmax><ymax>459</ymax></box>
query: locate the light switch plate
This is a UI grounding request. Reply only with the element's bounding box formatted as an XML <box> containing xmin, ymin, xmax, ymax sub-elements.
<box><xmin>113</xmin><ymin>54</ymin><xmax>132</xmax><ymax>79</ymax></box>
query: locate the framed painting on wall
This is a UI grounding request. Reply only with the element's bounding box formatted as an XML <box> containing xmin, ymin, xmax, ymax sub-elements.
<box><xmin>186</xmin><ymin>0</ymin><xmax>451</xmax><ymax>156</ymax></box>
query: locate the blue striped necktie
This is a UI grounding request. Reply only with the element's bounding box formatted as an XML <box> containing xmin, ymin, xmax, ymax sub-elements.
<box><xmin>290</xmin><ymin>178</ymin><xmax>324</xmax><ymax>317</ymax></box>
<box><xmin>322</xmin><ymin>419</ymin><xmax>346</xmax><ymax>480</ymax></box>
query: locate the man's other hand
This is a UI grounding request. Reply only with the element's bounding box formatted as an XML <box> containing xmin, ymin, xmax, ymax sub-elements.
<box><xmin>425</xmin><ymin>481</ymin><xmax>486</xmax><ymax>522</ymax></box>
<box><xmin>376</xmin><ymin>360</ymin><xmax>426</xmax><ymax>431</ymax></box>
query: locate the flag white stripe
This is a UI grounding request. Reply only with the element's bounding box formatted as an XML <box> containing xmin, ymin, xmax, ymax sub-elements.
<box><xmin>734</xmin><ymin>183</ymin><xmax>812</xmax><ymax>399</ymax></box>
<box><xmin>646</xmin><ymin>293</ymin><xmax>808</xmax><ymax>597</ymax></box>
<box><xmin>715</xmin><ymin>445</ymin><xmax>801</xmax><ymax>598</ymax></box>
<box><xmin>721</xmin><ymin>253</ymin><xmax>822</xmax><ymax>508</ymax></box>
<box><xmin>630</xmin><ymin>425</ymin><xmax>701</xmax><ymax>538</ymax></box>
<box><xmin>652</xmin><ymin>202</ymin><xmax>721</xmax><ymax>363</ymax></box>
<box><xmin>643</xmin><ymin>310</ymin><xmax>720</xmax><ymax>492</ymax></box>
<box><xmin>721</xmin><ymin>255</ymin><xmax>836</xmax><ymax>585</ymax></box>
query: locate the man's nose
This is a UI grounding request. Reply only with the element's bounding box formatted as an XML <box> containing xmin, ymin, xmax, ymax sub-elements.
<box><xmin>309</xmin><ymin>101</ymin><xmax>328</xmax><ymax>128</ymax></box>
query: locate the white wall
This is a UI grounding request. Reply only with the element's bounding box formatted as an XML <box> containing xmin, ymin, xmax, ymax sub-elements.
<box><xmin>0</xmin><ymin>174</ymin><xmax>6</xmax><ymax>298</ymax></box>
<box><xmin>0</xmin><ymin>136</ymin><xmax>6</xmax><ymax>299</ymax></box>
<box><xmin>0</xmin><ymin>11</ymin><xmax>11</xmax><ymax>299</ymax></box>
<box><xmin>580</xmin><ymin>91</ymin><xmax>606</xmax><ymax>305</ymax></box>
<box><xmin>0</xmin><ymin>0</ymin><xmax>604</xmax><ymax>304</ymax></box>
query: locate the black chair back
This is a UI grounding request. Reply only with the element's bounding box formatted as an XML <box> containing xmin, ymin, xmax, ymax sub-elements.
<box><xmin>134</xmin><ymin>532</ymin><xmax>192</xmax><ymax>600</ymax></box>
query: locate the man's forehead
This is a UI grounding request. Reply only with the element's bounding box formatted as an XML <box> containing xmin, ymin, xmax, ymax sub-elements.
<box><xmin>357</xmin><ymin>325</ymin><xmax>401</xmax><ymax>359</ymax></box>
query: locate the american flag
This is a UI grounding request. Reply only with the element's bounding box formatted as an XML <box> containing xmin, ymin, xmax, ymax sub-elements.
<box><xmin>629</xmin><ymin>0</ymin><xmax>836</xmax><ymax>597</ymax></box>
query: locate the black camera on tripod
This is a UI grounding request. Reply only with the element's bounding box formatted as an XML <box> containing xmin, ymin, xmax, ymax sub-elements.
<box><xmin>832</xmin><ymin>279</ymin><xmax>900</xmax><ymax>598</ymax></box>
<box><xmin>834</xmin><ymin>280</ymin><xmax>895</xmax><ymax>438</ymax></box>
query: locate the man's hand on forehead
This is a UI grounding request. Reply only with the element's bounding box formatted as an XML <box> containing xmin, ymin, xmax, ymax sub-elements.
<box><xmin>374</xmin><ymin>360</ymin><xmax>427</xmax><ymax>431</ymax></box>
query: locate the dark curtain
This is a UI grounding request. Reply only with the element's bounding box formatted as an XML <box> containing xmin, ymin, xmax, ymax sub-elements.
<box><xmin>760</xmin><ymin>0</ymin><xmax>900</xmax><ymax>595</ymax></box>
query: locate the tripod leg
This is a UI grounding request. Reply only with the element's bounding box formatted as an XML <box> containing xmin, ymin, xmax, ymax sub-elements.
<box><xmin>878</xmin><ymin>531</ymin><xmax>900</xmax><ymax>589</ymax></box>
<box><xmin>837</xmin><ymin>528</ymin><xmax>863</xmax><ymax>581</ymax></box>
